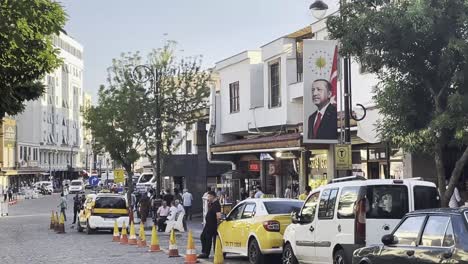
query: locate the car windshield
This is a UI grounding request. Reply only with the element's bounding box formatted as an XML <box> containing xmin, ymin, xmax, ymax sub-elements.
<box><xmin>264</xmin><ymin>201</ymin><xmax>303</xmax><ymax>214</ymax></box>
<box><xmin>94</xmin><ymin>197</ymin><xmax>126</xmax><ymax>209</ymax></box>
<box><xmin>366</xmin><ymin>185</ymin><xmax>409</xmax><ymax>219</ymax></box>
<box><xmin>71</xmin><ymin>181</ymin><xmax>81</xmax><ymax>186</ymax></box>
<box><xmin>139</xmin><ymin>174</ymin><xmax>152</xmax><ymax>183</ymax></box>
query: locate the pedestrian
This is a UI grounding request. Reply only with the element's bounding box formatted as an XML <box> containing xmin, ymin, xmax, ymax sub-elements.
<box><xmin>284</xmin><ymin>186</ymin><xmax>292</xmax><ymax>198</ymax></box>
<box><xmin>167</xmin><ymin>201</ymin><xmax>178</xmax><ymax>222</ymax></box>
<box><xmin>448</xmin><ymin>181</ymin><xmax>463</xmax><ymax>208</ymax></box>
<box><xmin>248</xmin><ymin>190</ymin><xmax>255</xmax><ymax>199</ymax></box>
<box><xmin>198</xmin><ymin>191</ymin><xmax>221</xmax><ymax>259</ymax></box>
<box><xmin>182</xmin><ymin>188</ymin><xmax>193</xmax><ymax>221</ymax></box>
<box><xmin>138</xmin><ymin>192</ymin><xmax>151</xmax><ymax>225</ymax></box>
<box><xmin>240</xmin><ymin>188</ymin><xmax>248</xmax><ymax>201</ymax></box>
<box><xmin>298</xmin><ymin>186</ymin><xmax>312</xmax><ymax>200</ymax></box>
<box><xmin>202</xmin><ymin>187</ymin><xmax>211</xmax><ymax>225</ymax></box>
<box><xmin>174</xmin><ymin>188</ymin><xmax>183</xmax><ymax>203</ymax></box>
<box><xmin>4</xmin><ymin>188</ymin><xmax>8</xmax><ymax>202</ymax></box>
<box><xmin>156</xmin><ymin>201</ymin><xmax>170</xmax><ymax>232</ymax></box>
<box><xmin>8</xmin><ymin>187</ymin><xmax>13</xmax><ymax>202</ymax></box>
<box><xmin>254</xmin><ymin>186</ymin><xmax>264</xmax><ymax>198</ymax></box>
<box><xmin>72</xmin><ymin>194</ymin><xmax>81</xmax><ymax>224</ymax></box>
<box><xmin>174</xmin><ymin>199</ymin><xmax>187</xmax><ymax>230</ymax></box>
<box><xmin>163</xmin><ymin>188</ymin><xmax>174</xmax><ymax>206</ymax></box>
<box><xmin>58</xmin><ymin>193</ymin><xmax>67</xmax><ymax>221</ymax></box>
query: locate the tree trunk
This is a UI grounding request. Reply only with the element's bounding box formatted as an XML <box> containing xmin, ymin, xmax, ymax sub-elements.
<box><xmin>434</xmin><ymin>145</ymin><xmax>448</xmax><ymax>207</ymax></box>
<box><xmin>124</xmin><ymin>164</ymin><xmax>133</xmax><ymax>211</ymax></box>
<box><xmin>444</xmin><ymin>146</ymin><xmax>468</xmax><ymax>207</ymax></box>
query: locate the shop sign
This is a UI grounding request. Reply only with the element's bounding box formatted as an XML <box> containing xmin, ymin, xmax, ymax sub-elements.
<box><xmin>335</xmin><ymin>144</ymin><xmax>352</xmax><ymax>170</ymax></box>
<box><xmin>248</xmin><ymin>161</ymin><xmax>260</xmax><ymax>172</ymax></box>
<box><xmin>3</xmin><ymin>118</ymin><xmax>16</xmax><ymax>148</ymax></box>
<box><xmin>114</xmin><ymin>169</ymin><xmax>125</xmax><ymax>183</ymax></box>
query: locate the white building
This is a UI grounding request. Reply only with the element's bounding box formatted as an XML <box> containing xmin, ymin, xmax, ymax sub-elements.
<box><xmin>15</xmin><ymin>32</ymin><xmax>85</xmax><ymax>184</ymax></box>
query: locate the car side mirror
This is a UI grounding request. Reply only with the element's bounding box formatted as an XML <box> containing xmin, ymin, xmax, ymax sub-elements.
<box><xmin>382</xmin><ymin>234</ymin><xmax>396</xmax><ymax>246</ymax></box>
<box><xmin>291</xmin><ymin>211</ymin><xmax>300</xmax><ymax>224</ymax></box>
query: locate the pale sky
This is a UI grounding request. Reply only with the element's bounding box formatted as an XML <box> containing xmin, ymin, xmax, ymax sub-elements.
<box><xmin>59</xmin><ymin>0</ymin><xmax>339</xmax><ymax>101</ymax></box>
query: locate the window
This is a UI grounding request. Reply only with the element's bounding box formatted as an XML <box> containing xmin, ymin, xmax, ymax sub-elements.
<box><xmin>186</xmin><ymin>140</ymin><xmax>192</xmax><ymax>154</ymax></box>
<box><xmin>420</xmin><ymin>216</ymin><xmax>450</xmax><ymax>247</ymax></box>
<box><xmin>318</xmin><ymin>188</ymin><xmax>339</xmax><ymax>219</ymax></box>
<box><xmin>242</xmin><ymin>203</ymin><xmax>256</xmax><ymax>219</ymax></box>
<box><xmin>414</xmin><ymin>186</ymin><xmax>440</xmax><ymax>210</ymax></box>
<box><xmin>301</xmin><ymin>192</ymin><xmax>320</xmax><ymax>223</ymax></box>
<box><xmin>264</xmin><ymin>201</ymin><xmax>302</xmax><ymax>215</ymax></box>
<box><xmin>337</xmin><ymin>186</ymin><xmax>360</xmax><ymax>219</ymax></box>
<box><xmin>20</xmin><ymin>146</ymin><xmax>23</xmax><ymax>160</ymax></box>
<box><xmin>229</xmin><ymin>81</ymin><xmax>240</xmax><ymax>113</ymax></box>
<box><xmin>443</xmin><ymin>220</ymin><xmax>455</xmax><ymax>247</ymax></box>
<box><xmin>227</xmin><ymin>204</ymin><xmax>245</xmax><ymax>221</ymax></box>
<box><xmin>393</xmin><ymin>216</ymin><xmax>426</xmax><ymax>246</ymax></box>
<box><xmin>367</xmin><ymin>185</ymin><xmax>409</xmax><ymax>219</ymax></box>
<box><xmin>296</xmin><ymin>39</ymin><xmax>304</xmax><ymax>82</ymax></box>
<box><xmin>94</xmin><ymin>197</ymin><xmax>126</xmax><ymax>209</ymax></box>
<box><xmin>269</xmin><ymin>61</ymin><xmax>281</xmax><ymax>108</ymax></box>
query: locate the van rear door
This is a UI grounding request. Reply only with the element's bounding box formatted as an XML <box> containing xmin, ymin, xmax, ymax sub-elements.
<box><xmin>365</xmin><ymin>184</ymin><xmax>409</xmax><ymax>245</ymax></box>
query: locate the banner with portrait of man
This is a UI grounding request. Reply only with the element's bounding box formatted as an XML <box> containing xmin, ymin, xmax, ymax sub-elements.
<box><xmin>303</xmin><ymin>40</ymin><xmax>339</xmax><ymax>144</ymax></box>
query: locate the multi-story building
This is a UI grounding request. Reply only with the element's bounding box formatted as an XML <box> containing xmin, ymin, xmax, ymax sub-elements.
<box><xmin>81</xmin><ymin>92</ymin><xmax>93</xmax><ymax>172</ymax></box>
<box><xmin>0</xmin><ymin>118</ymin><xmax>17</xmax><ymax>190</ymax></box>
<box><xmin>15</xmin><ymin>32</ymin><xmax>84</xmax><ymax>187</ymax></box>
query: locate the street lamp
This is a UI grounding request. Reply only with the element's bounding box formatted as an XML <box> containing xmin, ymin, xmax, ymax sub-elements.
<box><xmin>70</xmin><ymin>145</ymin><xmax>75</xmax><ymax>180</ymax></box>
<box><xmin>309</xmin><ymin>0</ymin><xmax>328</xmax><ymax>20</ymax></box>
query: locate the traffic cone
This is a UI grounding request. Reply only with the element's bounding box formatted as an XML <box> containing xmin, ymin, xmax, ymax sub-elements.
<box><xmin>213</xmin><ymin>236</ymin><xmax>224</xmax><ymax>264</ymax></box>
<box><xmin>148</xmin><ymin>224</ymin><xmax>161</xmax><ymax>252</ymax></box>
<box><xmin>184</xmin><ymin>230</ymin><xmax>197</xmax><ymax>264</ymax></box>
<box><xmin>50</xmin><ymin>211</ymin><xmax>55</xmax><ymax>229</ymax></box>
<box><xmin>138</xmin><ymin>223</ymin><xmax>147</xmax><ymax>247</ymax></box>
<box><xmin>168</xmin><ymin>228</ymin><xmax>180</xmax><ymax>257</ymax></box>
<box><xmin>120</xmin><ymin>222</ymin><xmax>128</xmax><ymax>244</ymax></box>
<box><xmin>112</xmin><ymin>221</ymin><xmax>120</xmax><ymax>242</ymax></box>
<box><xmin>58</xmin><ymin>212</ymin><xmax>65</xmax><ymax>234</ymax></box>
<box><xmin>128</xmin><ymin>221</ymin><xmax>137</xmax><ymax>245</ymax></box>
<box><xmin>54</xmin><ymin>212</ymin><xmax>59</xmax><ymax>232</ymax></box>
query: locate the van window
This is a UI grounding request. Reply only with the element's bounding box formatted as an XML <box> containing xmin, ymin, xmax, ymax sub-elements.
<box><xmin>318</xmin><ymin>188</ymin><xmax>339</xmax><ymax>219</ymax></box>
<box><xmin>337</xmin><ymin>186</ymin><xmax>360</xmax><ymax>219</ymax></box>
<box><xmin>301</xmin><ymin>192</ymin><xmax>320</xmax><ymax>223</ymax></box>
<box><xmin>139</xmin><ymin>174</ymin><xmax>152</xmax><ymax>183</ymax></box>
<box><xmin>414</xmin><ymin>186</ymin><xmax>440</xmax><ymax>210</ymax></box>
<box><xmin>94</xmin><ymin>197</ymin><xmax>127</xmax><ymax>209</ymax></box>
<box><xmin>367</xmin><ymin>185</ymin><xmax>408</xmax><ymax>219</ymax></box>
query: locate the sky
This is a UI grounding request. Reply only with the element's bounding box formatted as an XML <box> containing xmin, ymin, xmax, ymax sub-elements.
<box><xmin>59</xmin><ymin>0</ymin><xmax>339</xmax><ymax>101</ymax></box>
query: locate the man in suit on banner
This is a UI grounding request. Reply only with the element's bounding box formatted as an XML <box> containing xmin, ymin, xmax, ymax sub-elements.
<box><xmin>307</xmin><ymin>79</ymin><xmax>337</xmax><ymax>140</ymax></box>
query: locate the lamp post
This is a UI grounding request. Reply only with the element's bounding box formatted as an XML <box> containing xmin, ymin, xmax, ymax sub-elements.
<box><xmin>70</xmin><ymin>145</ymin><xmax>75</xmax><ymax>180</ymax></box>
<box><xmin>131</xmin><ymin>65</ymin><xmax>162</xmax><ymax>196</ymax></box>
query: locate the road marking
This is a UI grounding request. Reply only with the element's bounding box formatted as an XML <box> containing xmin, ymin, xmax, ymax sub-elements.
<box><xmin>0</xmin><ymin>213</ymin><xmax>49</xmax><ymax>219</ymax></box>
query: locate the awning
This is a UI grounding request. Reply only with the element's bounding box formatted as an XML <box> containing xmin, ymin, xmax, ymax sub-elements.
<box><xmin>211</xmin><ymin>133</ymin><xmax>302</xmax><ymax>154</ymax></box>
<box><xmin>0</xmin><ymin>170</ymin><xmax>18</xmax><ymax>176</ymax></box>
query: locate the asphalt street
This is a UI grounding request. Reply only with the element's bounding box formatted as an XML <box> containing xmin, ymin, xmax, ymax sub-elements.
<box><xmin>0</xmin><ymin>194</ymin><xmax>250</xmax><ymax>264</ymax></box>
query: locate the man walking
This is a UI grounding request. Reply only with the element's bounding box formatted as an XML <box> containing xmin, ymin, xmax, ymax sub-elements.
<box><xmin>182</xmin><ymin>188</ymin><xmax>193</xmax><ymax>221</ymax></box>
<box><xmin>198</xmin><ymin>191</ymin><xmax>221</xmax><ymax>259</ymax></box>
<box><xmin>72</xmin><ymin>194</ymin><xmax>81</xmax><ymax>224</ymax></box>
<box><xmin>58</xmin><ymin>193</ymin><xmax>67</xmax><ymax>221</ymax></box>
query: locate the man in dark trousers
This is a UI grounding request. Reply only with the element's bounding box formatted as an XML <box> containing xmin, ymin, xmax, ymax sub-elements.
<box><xmin>72</xmin><ymin>194</ymin><xmax>81</xmax><ymax>224</ymax></box>
<box><xmin>307</xmin><ymin>79</ymin><xmax>337</xmax><ymax>140</ymax></box>
<box><xmin>198</xmin><ymin>191</ymin><xmax>221</xmax><ymax>259</ymax></box>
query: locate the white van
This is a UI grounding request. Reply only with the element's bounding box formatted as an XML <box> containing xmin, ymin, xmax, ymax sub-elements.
<box><xmin>282</xmin><ymin>177</ymin><xmax>440</xmax><ymax>264</ymax></box>
<box><xmin>135</xmin><ymin>172</ymin><xmax>156</xmax><ymax>193</ymax></box>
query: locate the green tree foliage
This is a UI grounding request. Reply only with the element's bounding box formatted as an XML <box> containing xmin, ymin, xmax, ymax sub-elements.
<box><xmin>0</xmin><ymin>0</ymin><xmax>66</xmax><ymax>119</ymax></box>
<box><xmin>328</xmin><ymin>0</ymin><xmax>468</xmax><ymax>206</ymax></box>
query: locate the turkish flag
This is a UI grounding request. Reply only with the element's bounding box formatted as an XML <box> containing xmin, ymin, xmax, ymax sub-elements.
<box><xmin>330</xmin><ymin>46</ymin><xmax>338</xmax><ymax>106</ymax></box>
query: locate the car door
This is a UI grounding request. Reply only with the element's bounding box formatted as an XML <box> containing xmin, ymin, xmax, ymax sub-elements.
<box><xmin>294</xmin><ymin>191</ymin><xmax>320</xmax><ymax>264</ymax></box>
<box><xmin>239</xmin><ymin>203</ymin><xmax>257</xmax><ymax>251</ymax></box>
<box><xmin>378</xmin><ymin>215</ymin><xmax>427</xmax><ymax>264</ymax></box>
<box><xmin>315</xmin><ymin>188</ymin><xmax>339</xmax><ymax>263</ymax></box>
<box><xmin>416</xmin><ymin>215</ymin><xmax>456</xmax><ymax>264</ymax></box>
<box><xmin>218</xmin><ymin>203</ymin><xmax>245</xmax><ymax>253</ymax></box>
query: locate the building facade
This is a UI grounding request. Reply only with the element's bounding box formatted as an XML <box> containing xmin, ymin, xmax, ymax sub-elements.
<box><xmin>15</xmin><ymin>32</ymin><xmax>85</xmax><ymax>188</ymax></box>
<box><xmin>0</xmin><ymin>118</ymin><xmax>17</xmax><ymax>191</ymax></box>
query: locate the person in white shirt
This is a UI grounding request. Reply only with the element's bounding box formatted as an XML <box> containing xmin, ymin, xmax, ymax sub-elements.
<box><xmin>254</xmin><ymin>186</ymin><xmax>264</xmax><ymax>198</ymax></box>
<box><xmin>175</xmin><ymin>199</ymin><xmax>187</xmax><ymax>230</ymax></box>
<box><xmin>167</xmin><ymin>201</ymin><xmax>178</xmax><ymax>221</ymax></box>
<box><xmin>448</xmin><ymin>185</ymin><xmax>462</xmax><ymax>208</ymax></box>
<box><xmin>182</xmin><ymin>188</ymin><xmax>193</xmax><ymax>220</ymax></box>
<box><xmin>156</xmin><ymin>201</ymin><xmax>170</xmax><ymax>232</ymax></box>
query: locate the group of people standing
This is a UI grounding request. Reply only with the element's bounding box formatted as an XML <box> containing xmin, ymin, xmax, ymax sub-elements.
<box><xmin>2</xmin><ymin>187</ymin><xmax>14</xmax><ymax>202</ymax></box>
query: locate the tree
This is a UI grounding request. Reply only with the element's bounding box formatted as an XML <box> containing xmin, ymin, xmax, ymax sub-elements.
<box><xmin>0</xmin><ymin>0</ymin><xmax>66</xmax><ymax>119</ymax></box>
<box><xmin>327</xmin><ymin>0</ymin><xmax>468</xmax><ymax>206</ymax></box>
<box><xmin>133</xmin><ymin>41</ymin><xmax>211</xmax><ymax>195</ymax></box>
<box><xmin>83</xmin><ymin>52</ymin><xmax>147</xmax><ymax>204</ymax></box>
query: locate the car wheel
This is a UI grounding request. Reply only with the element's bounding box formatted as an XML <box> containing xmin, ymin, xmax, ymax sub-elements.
<box><xmin>86</xmin><ymin>221</ymin><xmax>95</xmax><ymax>235</ymax></box>
<box><xmin>282</xmin><ymin>243</ymin><xmax>298</xmax><ymax>264</ymax></box>
<box><xmin>77</xmin><ymin>221</ymin><xmax>83</xmax><ymax>232</ymax></box>
<box><xmin>248</xmin><ymin>239</ymin><xmax>264</xmax><ymax>264</ymax></box>
<box><xmin>334</xmin><ymin>249</ymin><xmax>347</xmax><ymax>264</ymax></box>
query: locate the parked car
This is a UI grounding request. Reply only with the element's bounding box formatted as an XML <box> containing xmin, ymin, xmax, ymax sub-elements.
<box><xmin>77</xmin><ymin>193</ymin><xmax>129</xmax><ymax>234</ymax></box>
<box><xmin>282</xmin><ymin>176</ymin><xmax>440</xmax><ymax>264</ymax></box>
<box><xmin>218</xmin><ymin>198</ymin><xmax>303</xmax><ymax>264</ymax></box>
<box><xmin>135</xmin><ymin>172</ymin><xmax>156</xmax><ymax>193</ymax></box>
<box><xmin>353</xmin><ymin>208</ymin><xmax>468</xmax><ymax>264</ymax></box>
<box><xmin>69</xmin><ymin>180</ymin><xmax>84</xmax><ymax>194</ymax></box>
<box><xmin>34</xmin><ymin>181</ymin><xmax>53</xmax><ymax>195</ymax></box>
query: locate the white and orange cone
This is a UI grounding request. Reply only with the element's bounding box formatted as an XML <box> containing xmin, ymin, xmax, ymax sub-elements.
<box><xmin>168</xmin><ymin>228</ymin><xmax>180</xmax><ymax>257</ymax></box>
<box><xmin>184</xmin><ymin>230</ymin><xmax>197</xmax><ymax>264</ymax></box>
<box><xmin>138</xmin><ymin>223</ymin><xmax>147</xmax><ymax>247</ymax></box>
<box><xmin>120</xmin><ymin>222</ymin><xmax>128</xmax><ymax>244</ymax></box>
<box><xmin>213</xmin><ymin>236</ymin><xmax>224</xmax><ymax>264</ymax></box>
<box><xmin>128</xmin><ymin>221</ymin><xmax>137</xmax><ymax>245</ymax></box>
<box><xmin>148</xmin><ymin>224</ymin><xmax>161</xmax><ymax>252</ymax></box>
<box><xmin>112</xmin><ymin>221</ymin><xmax>120</xmax><ymax>242</ymax></box>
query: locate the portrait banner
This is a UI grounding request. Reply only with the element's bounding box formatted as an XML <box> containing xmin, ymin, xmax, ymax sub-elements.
<box><xmin>303</xmin><ymin>40</ymin><xmax>339</xmax><ymax>144</ymax></box>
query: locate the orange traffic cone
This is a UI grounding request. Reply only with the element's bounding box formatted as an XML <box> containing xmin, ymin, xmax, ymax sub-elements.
<box><xmin>120</xmin><ymin>222</ymin><xmax>128</xmax><ymax>244</ymax></box>
<box><xmin>184</xmin><ymin>230</ymin><xmax>197</xmax><ymax>264</ymax></box>
<box><xmin>58</xmin><ymin>212</ymin><xmax>65</xmax><ymax>234</ymax></box>
<box><xmin>128</xmin><ymin>221</ymin><xmax>137</xmax><ymax>245</ymax></box>
<box><xmin>112</xmin><ymin>221</ymin><xmax>120</xmax><ymax>242</ymax></box>
<box><xmin>54</xmin><ymin>212</ymin><xmax>59</xmax><ymax>232</ymax></box>
<box><xmin>148</xmin><ymin>224</ymin><xmax>161</xmax><ymax>252</ymax></box>
<box><xmin>138</xmin><ymin>223</ymin><xmax>147</xmax><ymax>247</ymax></box>
<box><xmin>50</xmin><ymin>210</ymin><xmax>55</xmax><ymax>229</ymax></box>
<box><xmin>213</xmin><ymin>236</ymin><xmax>224</xmax><ymax>264</ymax></box>
<box><xmin>168</xmin><ymin>228</ymin><xmax>180</xmax><ymax>257</ymax></box>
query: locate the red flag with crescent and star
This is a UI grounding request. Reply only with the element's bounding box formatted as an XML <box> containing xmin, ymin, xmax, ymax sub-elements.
<box><xmin>330</xmin><ymin>46</ymin><xmax>338</xmax><ymax>106</ymax></box>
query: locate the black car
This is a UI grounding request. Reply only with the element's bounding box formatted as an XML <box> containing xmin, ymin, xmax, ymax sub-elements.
<box><xmin>353</xmin><ymin>208</ymin><xmax>468</xmax><ymax>264</ymax></box>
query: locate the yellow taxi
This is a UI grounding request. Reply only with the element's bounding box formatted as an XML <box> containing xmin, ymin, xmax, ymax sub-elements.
<box><xmin>77</xmin><ymin>193</ymin><xmax>129</xmax><ymax>234</ymax></box>
<box><xmin>217</xmin><ymin>198</ymin><xmax>303</xmax><ymax>264</ymax></box>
